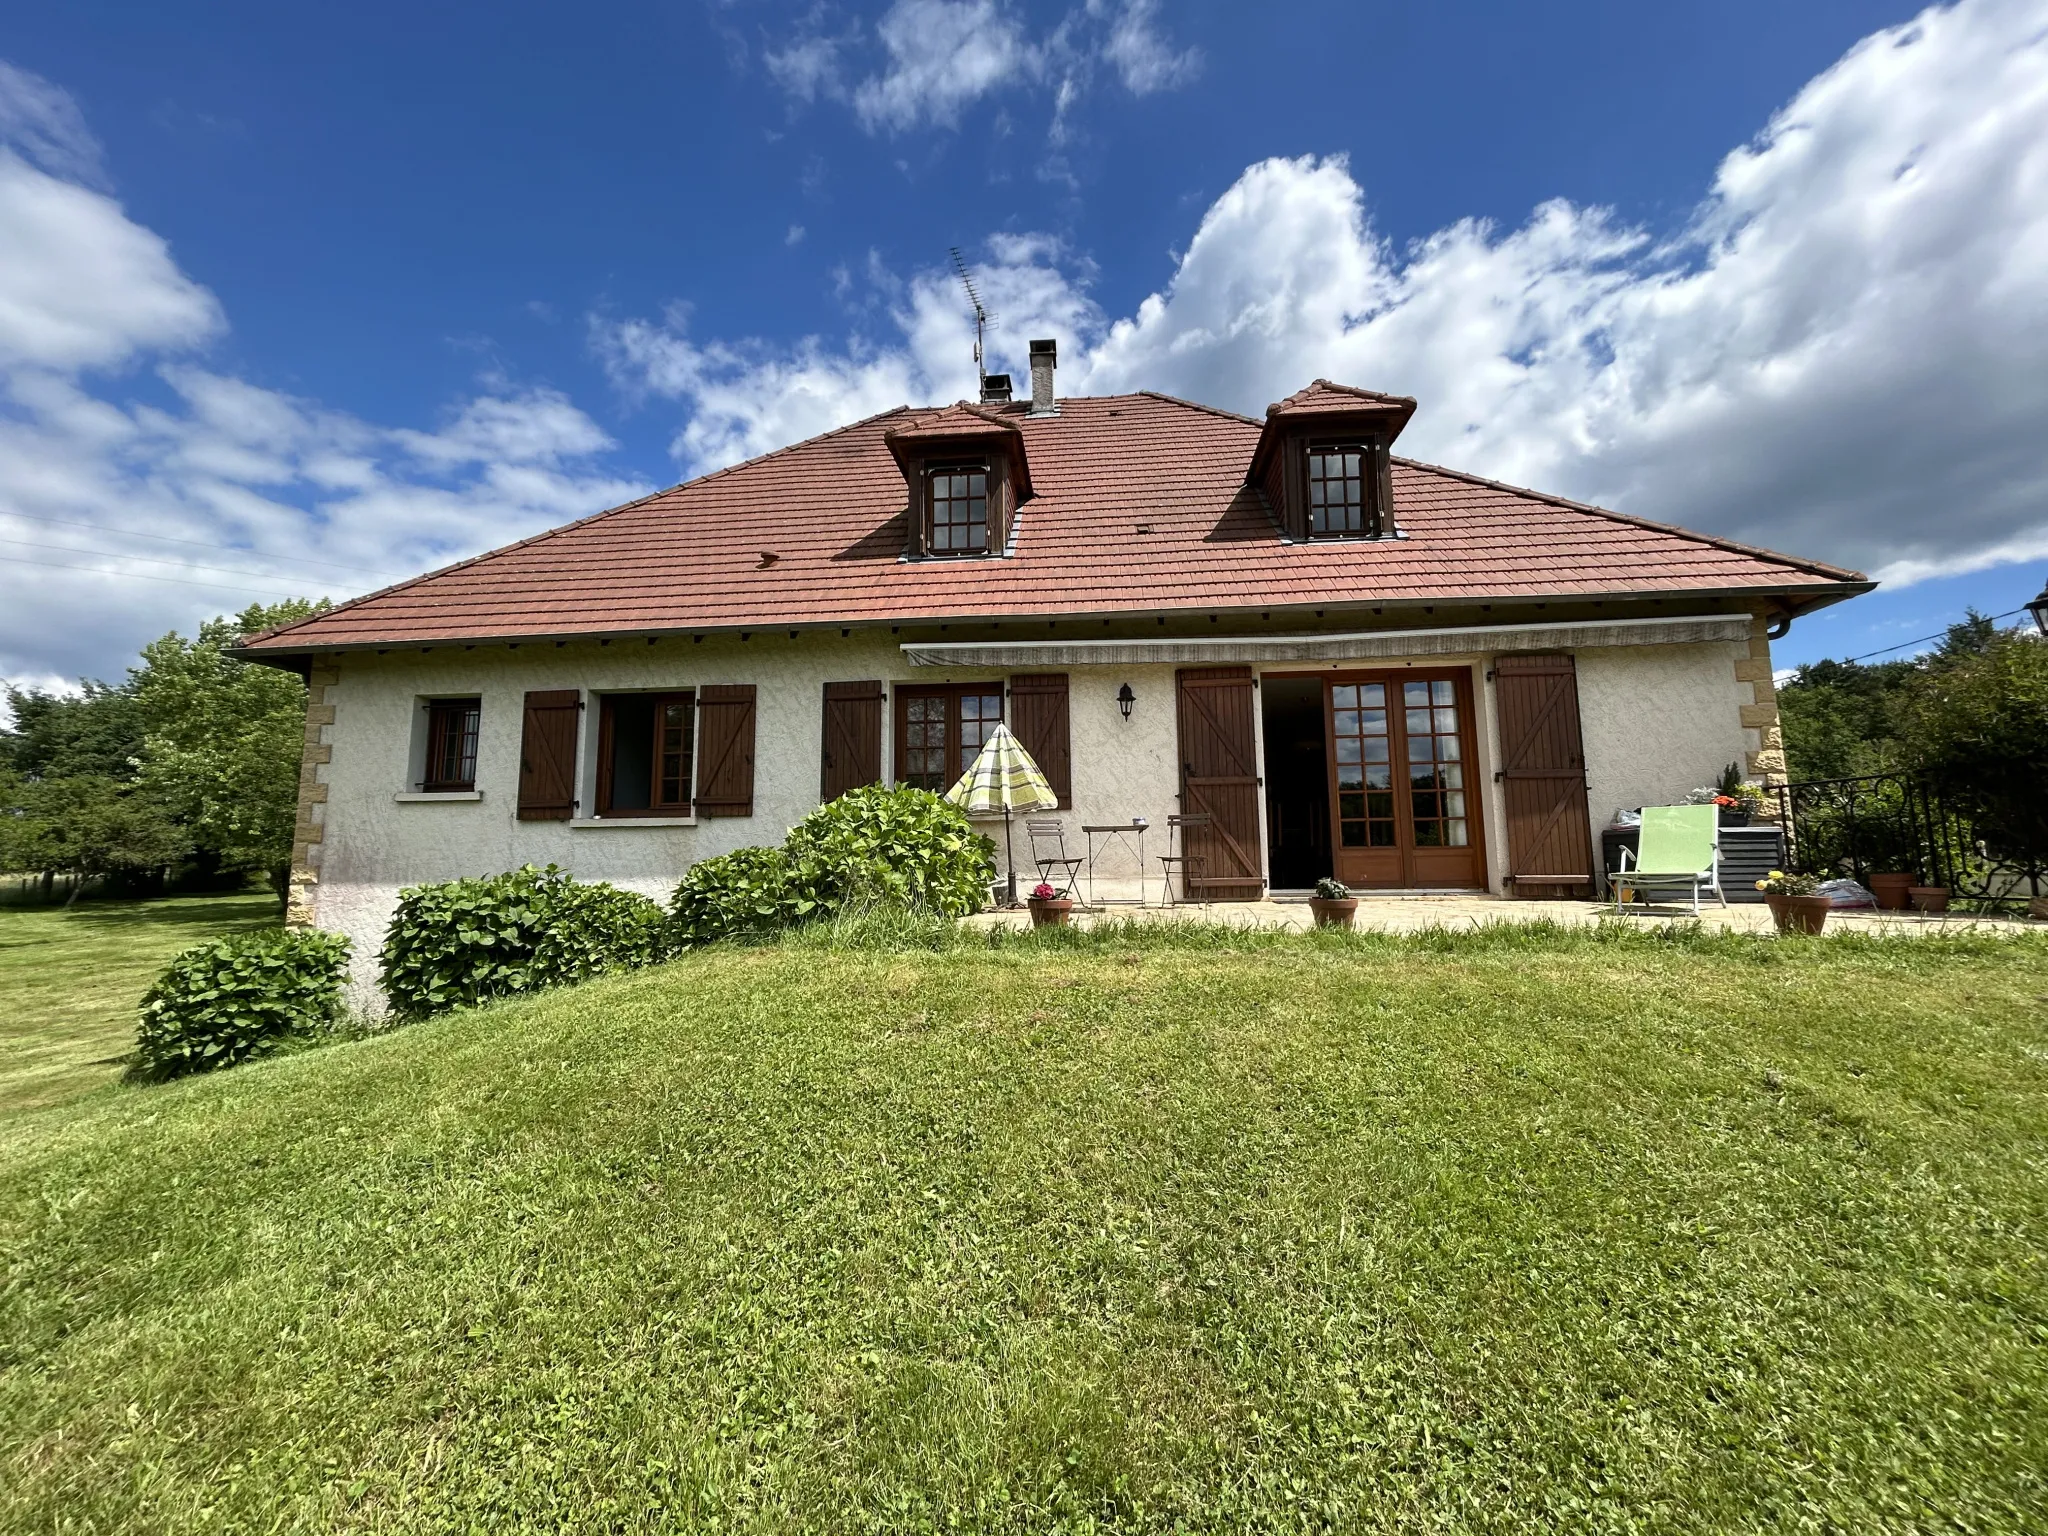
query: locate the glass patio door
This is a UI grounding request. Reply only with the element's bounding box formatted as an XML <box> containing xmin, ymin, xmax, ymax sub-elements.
<box><xmin>1326</xmin><ymin>671</ymin><xmax>1485</xmax><ymax>889</ymax></box>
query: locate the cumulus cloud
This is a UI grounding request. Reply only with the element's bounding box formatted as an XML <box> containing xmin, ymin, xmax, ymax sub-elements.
<box><xmin>613</xmin><ymin>0</ymin><xmax>2048</xmax><ymax>587</ymax></box>
<box><xmin>0</xmin><ymin>63</ymin><xmax>645</xmax><ymax>685</ymax></box>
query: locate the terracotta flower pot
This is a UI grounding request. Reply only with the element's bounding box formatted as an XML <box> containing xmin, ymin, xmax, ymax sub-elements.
<box><xmin>1866</xmin><ymin>872</ymin><xmax>1915</xmax><ymax>911</ymax></box>
<box><xmin>1308</xmin><ymin>897</ymin><xmax>1358</xmax><ymax>930</ymax></box>
<box><xmin>1765</xmin><ymin>892</ymin><xmax>1830</xmax><ymax>935</ymax></box>
<box><xmin>2031</xmin><ymin>897</ymin><xmax>2048</xmax><ymax>922</ymax></box>
<box><xmin>1027</xmin><ymin>897</ymin><xmax>1074</xmax><ymax>928</ymax></box>
<box><xmin>1908</xmin><ymin>885</ymin><xmax>1950</xmax><ymax>914</ymax></box>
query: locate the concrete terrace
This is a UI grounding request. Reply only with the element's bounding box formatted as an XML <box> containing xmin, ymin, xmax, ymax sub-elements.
<box><xmin>966</xmin><ymin>895</ymin><xmax>2046</xmax><ymax>937</ymax></box>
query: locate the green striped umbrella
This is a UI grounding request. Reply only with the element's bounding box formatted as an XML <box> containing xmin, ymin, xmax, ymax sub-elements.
<box><xmin>945</xmin><ymin>723</ymin><xmax>1059</xmax><ymax>907</ymax></box>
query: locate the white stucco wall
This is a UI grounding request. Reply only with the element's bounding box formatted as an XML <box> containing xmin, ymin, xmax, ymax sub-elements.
<box><xmin>305</xmin><ymin>628</ymin><xmax>1754</xmax><ymax>1006</ymax></box>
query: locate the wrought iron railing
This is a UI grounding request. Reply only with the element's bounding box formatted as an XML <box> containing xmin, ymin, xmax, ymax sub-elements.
<box><xmin>1772</xmin><ymin>772</ymin><xmax>2044</xmax><ymax>912</ymax></box>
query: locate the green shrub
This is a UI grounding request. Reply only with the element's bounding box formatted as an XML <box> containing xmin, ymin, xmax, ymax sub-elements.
<box><xmin>136</xmin><ymin>927</ymin><xmax>351</xmax><ymax>1077</ymax></box>
<box><xmin>784</xmin><ymin>784</ymin><xmax>995</xmax><ymax>919</ymax></box>
<box><xmin>378</xmin><ymin>864</ymin><xmax>672</xmax><ymax>1020</ymax></box>
<box><xmin>669</xmin><ymin>845</ymin><xmax>806</xmax><ymax>944</ymax></box>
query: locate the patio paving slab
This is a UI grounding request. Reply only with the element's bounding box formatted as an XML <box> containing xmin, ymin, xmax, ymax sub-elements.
<box><xmin>966</xmin><ymin>895</ymin><xmax>2044</xmax><ymax>937</ymax></box>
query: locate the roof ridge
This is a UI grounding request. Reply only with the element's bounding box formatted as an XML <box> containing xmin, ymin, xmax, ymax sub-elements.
<box><xmin>1135</xmin><ymin>389</ymin><xmax>1264</xmax><ymax>427</ymax></box>
<box><xmin>1391</xmin><ymin>455</ymin><xmax>1870</xmax><ymax>585</ymax></box>
<box><xmin>237</xmin><ymin>404</ymin><xmax>917</xmax><ymax>650</ymax></box>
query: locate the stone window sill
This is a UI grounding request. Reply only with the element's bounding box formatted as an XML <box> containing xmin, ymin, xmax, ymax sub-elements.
<box><xmin>394</xmin><ymin>790</ymin><xmax>483</xmax><ymax>803</ymax></box>
<box><xmin>568</xmin><ymin>816</ymin><xmax>697</xmax><ymax>829</ymax></box>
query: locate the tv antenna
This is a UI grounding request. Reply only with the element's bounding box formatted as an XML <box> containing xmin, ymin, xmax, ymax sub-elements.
<box><xmin>950</xmin><ymin>247</ymin><xmax>994</xmax><ymax>386</ymax></box>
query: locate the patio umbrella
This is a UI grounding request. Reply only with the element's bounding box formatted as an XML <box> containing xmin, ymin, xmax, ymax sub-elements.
<box><xmin>944</xmin><ymin>723</ymin><xmax>1059</xmax><ymax>907</ymax></box>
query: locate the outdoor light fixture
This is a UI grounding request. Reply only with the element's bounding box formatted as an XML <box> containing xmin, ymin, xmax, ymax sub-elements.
<box><xmin>1117</xmin><ymin>683</ymin><xmax>1136</xmax><ymax>721</ymax></box>
<box><xmin>2028</xmin><ymin>576</ymin><xmax>2048</xmax><ymax>638</ymax></box>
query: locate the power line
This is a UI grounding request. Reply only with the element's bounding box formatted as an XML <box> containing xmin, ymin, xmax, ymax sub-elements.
<box><xmin>0</xmin><ymin>535</ymin><xmax>348</xmax><ymax>589</ymax></box>
<box><xmin>0</xmin><ymin>510</ymin><xmax>403</xmax><ymax>580</ymax></box>
<box><xmin>1</xmin><ymin>553</ymin><xmax>318</xmax><ymax>600</ymax></box>
<box><xmin>1835</xmin><ymin>604</ymin><xmax>2030</xmax><ymax>665</ymax></box>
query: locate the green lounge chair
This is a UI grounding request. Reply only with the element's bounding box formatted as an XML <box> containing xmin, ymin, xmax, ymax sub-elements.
<box><xmin>1612</xmin><ymin>805</ymin><xmax>1726</xmax><ymax>915</ymax></box>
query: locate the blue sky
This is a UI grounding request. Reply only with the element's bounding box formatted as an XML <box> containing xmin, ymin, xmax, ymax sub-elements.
<box><xmin>3</xmin><ymin>0</ymin><xmax>2046</xmax><ymax>687</ymax></box>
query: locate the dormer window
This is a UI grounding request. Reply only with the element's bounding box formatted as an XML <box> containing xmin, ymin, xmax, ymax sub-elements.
<box><xmin>1249</xmin><ymin>381</ymin><xmax>1414</xmax><ymax>544</ymax></box>
<box><xmin>1307</xmin><ymin>442</ymin><xmax>1371</xmax><ymax>537</ymax></box>
<box><xmin>885</xmin><ymin>403</ymin><xmax>1030</xmax><ymax>560</ymax></box>
<box><xmin>926</xmin><ymin>461</ymin><xmax>990</xmax><ymax>555</ymax></box>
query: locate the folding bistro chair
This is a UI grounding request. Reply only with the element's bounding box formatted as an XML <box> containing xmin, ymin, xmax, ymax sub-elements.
<box><xmin>1612</xmin><ymin>804</ymin><xmax>1727</xmax><ymax>915</ymax></box>
<box><xmin>1025</xmin><ymin>819</ymin><xmax>1084</xmax><ymax>900</ymax></box>
<box><xmin>1157</xmin><ymin>813</ymin><xmax>1210</xmax><ymax>907</ymax></box>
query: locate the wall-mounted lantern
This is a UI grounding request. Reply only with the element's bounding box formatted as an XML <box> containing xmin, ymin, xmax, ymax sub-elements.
<box><xmin>2028</xmin><ymin>576</ymin><xmax>2048</xmax><ymax>637</ymax></box>
<box><xmin>1116</xmin><ymin>683</ymin><xmax>1136</xmax><ymax>722</ymax></box>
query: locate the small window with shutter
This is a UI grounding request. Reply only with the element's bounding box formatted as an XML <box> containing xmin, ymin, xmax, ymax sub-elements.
<box><xmin>420</xmin><ymin>697</ymin><xmax>481</xmax><ymax>791</ymax></box>
<box><xmin>596</xmin><ymin>692</ymin><xmax>696</xmax><ymax>816</ymax></box>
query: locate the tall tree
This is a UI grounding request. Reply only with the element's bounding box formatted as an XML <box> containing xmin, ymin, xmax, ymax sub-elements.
<box><xmin>0</xmin><ymin>681</ymin><xmax>148</xmax><ymax>781</ymax></box>
<box><xmin>132</xmin><ymin>599</ymin><xmax>327</xmax><ymax>896</ymax></box>
<box><xmin>1894</xmin><ymin>629</ymin><xmax>2048</xmax><ymax>870</ymax></box>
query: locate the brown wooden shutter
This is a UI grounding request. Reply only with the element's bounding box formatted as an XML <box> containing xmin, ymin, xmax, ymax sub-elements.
<box><xmin>1175</xmin><ymin>666</ymin><xmax>1265</xmax><ymax>899</ymax></box>
<box><xmin>695</xmin><ymin>684</ymin><xmax>757</xmax><ymax>817</ymax></box>
<box><xmin>1372</xmin><ymin>438</ymin><xmax>1396</xmax><ymax>536</ymax></box>
<box><xmin>517</xmin><ymin>689</ymin><xmax>581</xmax><ymax>821</ymax></box>
<box><xmin>1007</xmin><ymin>673</ymin><xmax>1071</xmax><ymax>808</ymax></box>
<box><xmin>820</xmin><ymin>680</ymin><xmax>883</xmax><ymax>802</ymax></box>
<box><xmin>1494</xmin><ymin>653</ymin><xmax>1595</xmax><ymax>897</ymax></box>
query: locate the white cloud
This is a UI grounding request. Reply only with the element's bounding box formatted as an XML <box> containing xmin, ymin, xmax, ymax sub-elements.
<box><xmin>0</xmin><ymin>63</ymin><xmax>645</xmax><ymax>686</ymax></box>
<box><xmin>614</xmin><ymin>0</ymin><xmax>2048</xmax><ymax>588</ymax></box>
<box><xmin>852</xmin><ymin>0</ymin><xmax>1038</xmax><ymax>133</ymax></box>
<box><xmin>0</xmin><ymin>59</ymin><xmax>104</xmax><ymax>185</ymax></box>
<box><xmin>595</xmin><ymin>231</ymin><xmax>1099</xmax><ymax>470</ymax></box>
<box><xmin>764</xmin><ymin>0</ymin><xmax>1199</xmax><ymax>137</ymax></box>
<box><xmin>0</xmin><ymin>150</ymin><xmax>221</xmax><ymax>371</ymax></box>
<box><xmin>1093</xmin><ymin>0</ymin><xmax>1201</xmax><ymax>93</ymax></box>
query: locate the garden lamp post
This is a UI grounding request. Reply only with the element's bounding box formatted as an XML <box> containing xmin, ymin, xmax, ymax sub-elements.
<box><xmin>2027</xmin><ymin>575</ymin><xmax>2048</xmax><ymax>637</ymax></box>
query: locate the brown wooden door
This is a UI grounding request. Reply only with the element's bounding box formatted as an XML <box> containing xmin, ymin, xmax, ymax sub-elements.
<box><xmin>1175</xmin><ymin>667</ymin><xmax>1265</xmax><ymax>899</ymax></box>
<box><xmin>1494</xmin><ymin>653</ymin><xmax>1594</xmax><ymax>897</ymax></box>
<box><xmin>1326</xmin><ymin>669</ymin><xmax>1486</xmax><ymax>889</ymax></box>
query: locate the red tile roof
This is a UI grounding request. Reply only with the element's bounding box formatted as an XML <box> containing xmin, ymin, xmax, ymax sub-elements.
<box><xmin>242</xmin><ymin>388</ymin><xmax>1869</xmax><ymax>653</ymax></box>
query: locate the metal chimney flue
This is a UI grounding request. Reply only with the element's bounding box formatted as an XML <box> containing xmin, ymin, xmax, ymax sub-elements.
<box><xmin>980</xmin><ymin>372</ymin><xmax>1013</xmax><ymax>405</ymax></box>
<box><xmin>1028</xmin><ymin>339</ymin><xmax>1058</xmax><ymax>416</ymax></box>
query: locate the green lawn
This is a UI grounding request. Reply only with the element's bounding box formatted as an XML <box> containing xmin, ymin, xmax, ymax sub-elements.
<box><xmin>2</xmin><ymin>922</ymin><xmax>2045</xmax><ymax>1531</ymax></box>
<box><xmin>0</xmin><ymin>891</ymin><xmax>280</xmax><ymax>1115</ymax></box>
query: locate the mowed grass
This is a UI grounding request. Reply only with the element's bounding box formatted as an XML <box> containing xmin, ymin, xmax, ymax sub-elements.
<box><xmin>0</xmin><ymin>892</ymin><xmax>280</xmax><ymax>1115</ymax></box>
<box><xmin>2</xmin><ymin>923</ymin><xmax>2046</xmax><ymax>1533</ymax></box>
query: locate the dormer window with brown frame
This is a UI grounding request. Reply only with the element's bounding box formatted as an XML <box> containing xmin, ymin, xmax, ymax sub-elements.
<box><xmin>1249</xmin><ymin>381</ymin><xmax>1416</xmax><ymax>545</ymax></box>
<box><xmin>883</xmin><ymin>403</ymin><xmax>1031</xmax><ymax>561</ymax></box>
<box><xmin>1307</xmin><ymin>441</ymin><xmax>1374</xmax><ymax>538</ymax></box>
<box><xmin>925</xmin><ymin>461</ymin><xmax>990</xmax><ymax>556</ymax></box>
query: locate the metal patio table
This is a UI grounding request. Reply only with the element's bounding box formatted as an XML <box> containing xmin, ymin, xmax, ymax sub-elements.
<box><xmin>1082</xmin><ymin>821</ymin><xmax>1150</xmax><ymax>907</ymax></box>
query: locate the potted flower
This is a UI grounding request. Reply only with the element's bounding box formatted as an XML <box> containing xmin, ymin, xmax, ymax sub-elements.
<box><xmin>1685</xmin><ymin>783</ymin><xmax>1748</xmax><ymax>827</ymax></box>
<box><xmin>1755</xmin><ymin>870</ymin><xmax>1830</xmax><ymax>934</ymax></box>
<box><xmin>1026</xmin><ymin>881</ymin><xmax>1074</xmax><ymax>928</ymax></box>
<box><xmin>1309</xmin><ymin>877</ymin><xmax>1358</xmax><ymax>929</ymax></box>
<box><xmin>1907</xmin><ymin>882</ymin><xmax>1950</xmax><ymax>913</ymax></box>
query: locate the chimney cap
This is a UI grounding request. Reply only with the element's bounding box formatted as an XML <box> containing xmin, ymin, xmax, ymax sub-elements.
<box><xmin>1029</xmin><ymin>338</ymin><xmax>1058</xmax><ymax>361</ymax></box>
<box><xmin>979</xmin><ymin>372</ymin><xmax>1013</xmax><ymax>404</ymax></box>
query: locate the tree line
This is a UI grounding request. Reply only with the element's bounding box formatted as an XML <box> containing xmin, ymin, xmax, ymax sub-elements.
<box><xmin>1777</xmin><ymin>611</ymin><xmax>2047</xmax><ymax>871</ymax></box>
<box><xmin>0</xmin><ymin>600</ymin><xmax>325</xmax><ymax>905</ymax></box>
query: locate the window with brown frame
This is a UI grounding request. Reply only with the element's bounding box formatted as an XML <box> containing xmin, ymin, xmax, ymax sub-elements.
<box><xmin>421</xmin><ymin>697</ymin><xmax>481</xmax><ymax>791</ymax></box>
<box><xmin>596</xmin><ymin>691</ymin><xmax>696</xmax><ymax>816</ymax></box>
<box><xmin>1306</xmin><ymin>441</ymin><xmax>1372</xmax><ymax>537</ymax></box>
<box><xmin>894</xmin><ymin>684</ymin><xmax>1003</xmax><ymax>792</ymax></box>
<box><xmin>924</xmin><ymin>461</ymin><xmax>990</xmax><ymax>555</ymax></box>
